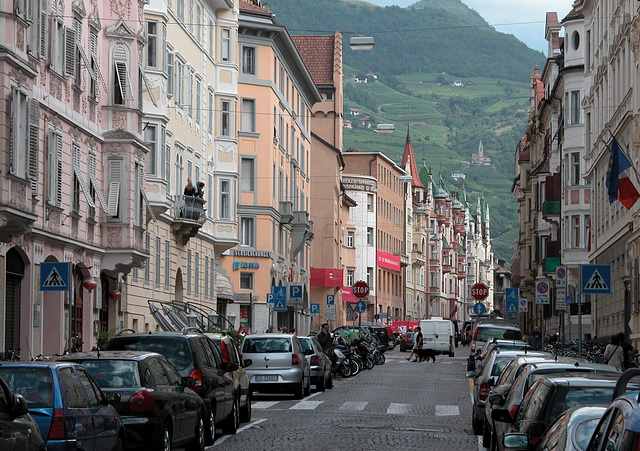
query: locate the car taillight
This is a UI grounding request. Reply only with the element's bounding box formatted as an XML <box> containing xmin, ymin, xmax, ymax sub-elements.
<box><xmin>220</xmin><ymin>341</ymin><xmax>230</xmax><ymax>363</ymax></box>
<box><xmin>509</xmin><ymin>404</ymin><xmax>519</xmax><ymax>419</ymax></box>
<box><xmin>479</xmin><ymin>383</ymin><xmax>491</xmax><ymax>401</ymax></box>
<box><xmin>404</xmin><ymin>338</ymin><xmax>410</xmax><ymax>342</ymax></box>
<box><xmin>48</xmin><ymin>409</ymin><xmax>67</xmax><ymax>440</ymax></box>
<box><xmin>189</xmin><ymin>368</ymin><xmax>204</xmax><ymax>393</ymax></box>
<box><xmin>292</xmin><ymin>354</ymin><xmax>300</xmax><ymax>365</ymax></box>
<box><xmin>450</xmin><ymin>335</ymin><xmax>453</xmax><ymax>345</ymax></box>
<box><xmin>470</xmin><ymin>328</ymin><xmax>479</xmax><ymax>352</ymax></box>
<box><xmin>310</xmin><ymin>355</ymin><xmax>319</xmax><ymax>366</ymax></box>
<box><xmin>130</xmin><ymin>390</ymin><xmax>155</xmax><ymax>412</ymax></box>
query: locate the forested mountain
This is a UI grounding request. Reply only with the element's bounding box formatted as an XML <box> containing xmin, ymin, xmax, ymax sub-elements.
<box><xmin>266</xmin><ymin>0</ymin><xmax>549</xmax><ymax>264</ymax></box>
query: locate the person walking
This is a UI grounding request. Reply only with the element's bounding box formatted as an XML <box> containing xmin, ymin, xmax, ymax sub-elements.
<box><xmin>604</xmin><ymin>334</ymin><xmax>624</xmax><ymax>371</ymax></box>
<box><xmin>317</xmin><ymin>323</ymin><xmax>333</xmax><ymax>353</ymax></box>
<box><xmin>617</xmin><ymin>332</ymin><xmax>632</xmax><ymax>370</ymax></box>
<box><xmin>532</xmin><ymin>327</ymin><xmax>542</xmax><ymax>350</ymax></box>
<box><xmin>406</xmin><ymin>326</ymin><xmax>423</xmax><ymax>362</ymax></box>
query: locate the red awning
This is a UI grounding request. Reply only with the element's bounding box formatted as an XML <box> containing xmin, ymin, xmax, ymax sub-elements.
<box><xmin>341</xmin><ymin>287</ymin><xmax>359</xmax><ymax>303</ymax></box>
<box><xmin>310</xmin><ymin>268</ymin><xmax>343</xmax><ymax>287</ymax></box>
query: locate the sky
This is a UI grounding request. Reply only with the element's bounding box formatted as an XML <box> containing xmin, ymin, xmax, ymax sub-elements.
<box><xmin>364</xmin><ymin>0</ymin><xmax>576</xmax><ymax>54</ymax></box>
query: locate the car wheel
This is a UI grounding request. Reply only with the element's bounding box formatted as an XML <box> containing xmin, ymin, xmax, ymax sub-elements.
<box><xmin>472</xmin><ymin>407</ymin><xmax>483</xmax><ymax>435</ymax></box>
<box><xmin>317</xmin><ymin>373</ymin><xmax>326</xmax><ymax>391</ymax></box>
<box><xmin>293</xmin><ymin>381</ymin><xmax>304</xmax><ymax>399</ymax></box>
<box><xmin>204</xmin><ymin>407</ymin><xmax>216</xmax><ymax>445</ymax></box>
<box><xmin>185</xmin><ymin>412</ymin><xmax>205</xmax><ymax>451</ymax></box>
<box><xmin>159</xmin><ymin>422</ymin><xmax>171</xmax><ymax>451</ymax></box>
<box><xmin>221</xmin><ymin>399</ymin><xmax>239</xmax><ymax>435</ymax></box>
<box><xmin>303</xmin><ymin>375</ymin><xmax>311</xmax><ymax>396</ymax></box>
<box><xmin>449</xmin><ymin>350</ymin><xmax>455</xmax><ymax>357</ymax></box>
<box><xmin>327</xmin><ymin>371</ymin><xmax>333</xmax><ymax>389</ymax></box>
<box><xmin>239</xmin><ymin>390</ymin><xmax>252</xmax><ymax>423</ymax></box>
<box><xmin>482</xmin><ymin>421</ymin><xmax>491</xmax><ymax>448</ymax></box>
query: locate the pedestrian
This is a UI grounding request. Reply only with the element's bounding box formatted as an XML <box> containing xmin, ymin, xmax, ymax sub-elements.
<box><xmin>406</xmin><ymin>326</ymin><xmax>423</xmax><ymax>362</ymax></box>
<box><xmin>604</xmin><ymin>334</ymin><xmax>624</xmax><ymax>371</ymax></box>
<box><xmin>265</xmin><ymin>325</ymin><xmax>274</xmax><ymax>333</ymax></box>
<box><xmin>617</xmin><ymin>332</ymin><xmax>632</xmax><ymax>370</ymax></box>
<box><xmin>532</xmin><ymin>327</ymin><xmax>542</xmax><ymax>350</ymax></box>
<box><xmin>317</xmin><ymin>323</ymin><xmax>333</xmax><ymax>353</ymax></box>
<box><xmin>290</xmin><ymin>328</ymin><xmax>297</xmax><ymax>335</ymax></box>
<box><xmin>238</xmin><ymin>324</ymin><xmax>247</xmax><ymax>337</ymax></box>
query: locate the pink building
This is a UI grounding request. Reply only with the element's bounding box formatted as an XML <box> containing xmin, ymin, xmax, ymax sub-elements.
<box><xmin>0</xmin><ymin>0</ymin><xmax>147</xmax><ymax>356</ymax></box>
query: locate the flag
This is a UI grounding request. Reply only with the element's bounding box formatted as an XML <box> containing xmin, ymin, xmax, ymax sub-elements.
<box><xmin>606</xmin><ymin>135</ymin><xmax>640</xmax><ymax>209</ymax></box>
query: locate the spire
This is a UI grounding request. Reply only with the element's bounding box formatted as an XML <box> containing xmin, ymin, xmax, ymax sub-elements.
<box><xmin>406</xmin><ymin>125</ymin><xmax>411</xmax><ymax>145</ymax></box>
<box><xmin>401</xmin><ymin>124</ymin><xmax>424</xmax><ymax>189</ymax></box>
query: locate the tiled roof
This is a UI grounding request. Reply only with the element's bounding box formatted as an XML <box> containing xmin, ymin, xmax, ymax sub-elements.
<box><xmin>239</xmin><ymin>0</ymin><xmax>271</xmax><ymax>14</ymax></box>
<box><xmin>291</xmin><ymin>35</ymin><xmax>336</xmax><ymax>85</ymax></box>
<box><xmin>401</xmin><ymin>126</ymin><xmax>424</xmax><ymax>189</ymax></box>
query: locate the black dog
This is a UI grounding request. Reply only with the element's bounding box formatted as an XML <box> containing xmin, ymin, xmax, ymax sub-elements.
<box><xmin>415</xmin><ymin>348</ymin><xmax>437</xmax><ymax>362</ymax></box>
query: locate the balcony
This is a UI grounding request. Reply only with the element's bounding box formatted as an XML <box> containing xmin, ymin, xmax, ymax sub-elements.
<box><xmin>411</xmin><ymin>249</ymin><xmax>425</xmax><ymax>266</ymax></box>
<box><xmin>543</xmin><ymin>257</ymin><xmax>560</xmax><ymax>273</ymax></box>
<box><xmin>542</xmin><ymin>200</ymin><xmax>560</xmax><ymax>222</ymax></box>
<box><xmin>0</xmin><ymin>206</ymin><xmax>37</xmax><ymax>243</ymax></box>
<box><xmin>172</xmin><ymin>196</ymin><xmax>206</xmax><ymax>244</ymax></box>
<box><xmin>290</xmin><ymin>211</ymin><xmax>313</xmax><ymax>259</ymax></box>
<box><xmin>279</xmin><ymin>201</ymin><xmax>293</xmax><ymax>224</ymax></box>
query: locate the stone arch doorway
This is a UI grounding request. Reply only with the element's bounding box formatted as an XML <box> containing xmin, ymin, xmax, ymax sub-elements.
<box><xmin>5</xmin><ymin>248</ymin><xmax>25</xmax><ymax>355</ymax></box>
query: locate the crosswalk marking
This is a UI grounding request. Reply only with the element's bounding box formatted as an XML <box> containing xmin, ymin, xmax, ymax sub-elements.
<box><xmin>435</xmin><ymin>405</ymin><xmax>459</xmax><ymax>416</ymax></box>
<box><xmin>252</xmin><ymin>401</ymin><xmax>279</xmax><ymax>409</ymax></box>
<box><xmin>340</xmin><ymin>401</ymin><xmax>368</xmax><ymax>411</ymax></box>
<box><xmin>387</xmin><ymin>403</ymin><xmax>411</xmax><ymax>414</ymax></box>
<box><xmin>290</xmin><ymin>401</ymin><xmax>323</xmax><ymax>410</ymax></box>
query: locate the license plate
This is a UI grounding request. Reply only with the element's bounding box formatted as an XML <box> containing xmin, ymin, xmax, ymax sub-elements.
<box><xmin>255</xmin><ymin>375</ymin><xmax>278</xmax><ymax>382</ymax></box>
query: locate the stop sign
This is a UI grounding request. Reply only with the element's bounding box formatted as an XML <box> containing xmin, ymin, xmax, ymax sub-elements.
<box><xmin>471</xmin><ymin>282</ymin><xmax>489</xmax><ymax>301</ymax></box>
<box><xmin>352</xmin><ymin>280</ymin><xmax>370</xmax><ymax>299</ymax></box>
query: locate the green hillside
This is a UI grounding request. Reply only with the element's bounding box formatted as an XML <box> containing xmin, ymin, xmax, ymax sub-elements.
<box><xmin>267</xmin><ymin>0</ymin><xmax>543</xmax><ymax>265</ymax></box>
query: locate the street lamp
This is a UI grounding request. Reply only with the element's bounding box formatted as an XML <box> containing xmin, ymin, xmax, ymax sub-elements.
<box><xmin>375</xmin><ymin>123</ymin><xmax>395</xmax><ymax>134</ymax></box>
<box><xmin>349</xmin><ymin>35</ymin><xmax>375</xmax><ymax>51</ymax></box>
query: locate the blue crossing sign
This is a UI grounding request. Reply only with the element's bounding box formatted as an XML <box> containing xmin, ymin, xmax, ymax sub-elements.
<box><xmin>272</xmin><ymin>286</ymin><xmax>287</xmax><ymax>311</ymax></box>
<box><xmin>581</xmin><ymin>265</ymin><xmax>611</xmax><ymax>294</ymax></box>
<box><xmin>40</xmin><ymin>262</ymin><xmax>71</xmax><ymax>291</ymax></box>
<box><xmin>505</xmin><ymin>300</ymin><xmax>518</xmax><ymax>315</ymax></box>
<box><xmin>505</xmin><ymin>288</ymin><xmax>519</xmax><ymax>302</ymax></box>
<box><xmin>472</xmin><ymin>303</ymin><xmax>486</xmax><ymax>315</ymax></box>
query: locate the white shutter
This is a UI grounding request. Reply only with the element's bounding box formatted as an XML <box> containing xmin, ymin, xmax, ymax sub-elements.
<box><xmin>140</xmin><ymin>68</ymin><xmax>157</xmax><ymax>107</ymax></box>
<box><xmin>107</xmin><ymin>160</ymin><xmax>121</xmax><ymax>216</ymax></box>
<box><xmin>114</xmin><ymin>61</ymin><xmax>133</xmax><ymax>101</ymax></box>
<box><xmin>39</xmin><ymin>1</ymin><xmax>48</xmax><ymax>58</ymax></box>
<box><xmin>73</xmin><ymin>143</ymin><xmax>95</xmax><ymax>209</ymax></box>
<box><xmin>64</xmin><ymin>27</ymin><xmax>76</xmax><ymax>77</ymax></box>
<box><xmin>55</xmin><ymin>131</ymin><xmax>63</xmax><ymax>206</ymax></box>
<box><xmin>77</xmin><ymin>44</ymin><xmax>95</xmax><ymax>79</ymax></box>
<box><xmin>28</xmin><ymin>98</ymin><xmax>39</xmax><ymax>192</ymax></box>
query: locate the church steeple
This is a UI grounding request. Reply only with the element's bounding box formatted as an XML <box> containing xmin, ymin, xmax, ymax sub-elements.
<box><xmin>401</xmin><ymin>124</ymin><xmax>424</xmax><ymax>189</ymax></box>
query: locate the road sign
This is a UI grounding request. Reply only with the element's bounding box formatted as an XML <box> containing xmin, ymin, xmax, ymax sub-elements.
<box><xmin>471</xmin><ymin>283</ymin><xmax>489</xmax><ymax>301</ymax></box>
<box><xmin>505</xmin><ymin>288</ymin><xmax>519</xmax><ymax>302</ymax></box>
<box><xmin>499</xmin><ymin>305</ymin><xmax>507</xmax><ymax>315</ymax></box>
<box><xmin>505</xmin><ymin>300</ymin><xmax>518</xmax><ymax>315</ymax></box>
<box><xmin>310</xmin><ymin>303</ymin><xmax>320</xmax><ymax>316</ymax></box>
<box><xmin>535</xmin><ymin>280</ymin><xmax>550</xmax><ymax>304</ymax></box>
<box><xmin>472</xmin><ymin>302</ymin><xmax>486</xmax><ymax>315</ymax></box>
<box><xmin>325</xmin><ymin>304</ymin><xmax>337</xmax><ymax>321</ymax></box>
<box><xmin>556</xmin><ymin>266</ymin><xmax>567</xmax><ymax>288</ymax></box>
<box><xmin>352</xmin><ymin>281</ymin><xmax>370</xmax><ymax>299</ymax></box>
<box><xmin>273</xmin><ymin>286</ymin><xmax>287</xmax><ymax>311</ymax></box>
<box><xmin>519</xmin><ymin>299</ymin><xmax>528</xmax><ymax>313</ymax></box>
<box><xmin>267</xmin><ymin>293</ymin><xmax>275</xmax><ymax>303</ymax></box>
<box><xmin>581</xmin><ymin>265</ymin><xmax>612</xmax><ymax>294</ymax></box>
<box><xmin>347</xmin><ymin>302</ymin><xmax>359</xmax><ymax>314</ymax></box>
<box><xmin>355</xmin><ymin>300</ymin><xmax>367</xmax><ymax>313</ymax></box>
<box><xmin>289</xmin><ymin>284</ymin><xmax>303</xmax><ymax>304</ymax></box>
<box><xmin>556</xmin><ymin>287</ymin><xmax>567</xmax><ymax>311</ymax></box>
<box><xmin>40</xmin><ymin>262</ymin><xmax>71</xmax><ymax>291</ymax></box>
<box><xmin>326</xmin><ymin>295</ymin><xmax>334</xmax><ymax>305</ymax></box>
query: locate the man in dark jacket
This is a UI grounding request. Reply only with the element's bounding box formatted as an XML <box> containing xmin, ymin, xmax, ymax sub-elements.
<box><xmin>317</xmin><ymin>323</ymin><xmax>333</xmax><ymax>352</ymax></box>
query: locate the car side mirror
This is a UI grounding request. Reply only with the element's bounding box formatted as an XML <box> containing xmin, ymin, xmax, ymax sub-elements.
<box><xmin>12</xmin><ymin>394</ymin><xmax>28</xmax><ymax>418</ymax></box>
<box><xmin>221</xmin><ymin>362</ymin><xmax>239</xmax><ymax>373</ymax></box>
<box><xmin>183</xmin><ymin>376</ymin><xmax>196</xmax><ymax>387</ymax></box>
<box><xmin>243</xmin><ymin>359</ymin><xmax>253</xmax><ymax>368</ymax></box>
<box><xmin>465</xmin><ymin>371</ymin><xmax>476</xmax><ymax>378</ymax></box>
<box><xmin>488</xmin><ymin>393</ymin><xmax>505</xmax><ymax>406</ymax></box>
<box><xmin>502</xmin><ymin>433</ymin><xmax>529</xmax><ymax>450</ymax></box>
<box><xmin>492</xmin><ymin>408</ymin><xmax>515</xmax><ymax>424</ymax></box>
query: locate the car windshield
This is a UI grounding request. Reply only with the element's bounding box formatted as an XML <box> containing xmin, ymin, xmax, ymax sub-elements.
<box><xmin>107</xmin><ymin>337</ymin><xmax>194</xmax><ymax>372</ymax></box>
<box><xmin>0</xmin><ymin>367</ymin><xmax>53</xmax><ymax>408</ymax></box>
<box><xmin>550</xmin><ymin>387</ymin><xmax>613</xmax><ymax>421</ymax></box>
<box><xmin>477</xmin><ymin>327</ymin><xmax>521</xmax><ymax>342</ymax></box>
<box><xmin>78</xmin><ymin>360</ymin><xmax>141</xmax><ymax>388</ymax></box>
<box><xmin>574</xmin><ymin>418</ymin><xmax>602</xmax><ymax>449</ymax></box>
<box><xmin>298</xmin><ymin>338</ymin><xmax>313</xmax><ymax>352</ymax></box>
<box><xmin>243</xmin><ymin>338</ymin><xmax>292</xmax><ymax>353</ymax></box>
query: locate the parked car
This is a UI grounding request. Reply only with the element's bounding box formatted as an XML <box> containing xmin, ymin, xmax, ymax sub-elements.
<box><xmin>399</xmin><ymin>332</ymin><xmax>415</xmax><ymax>352</ymax></box>
<box><xmin>487</xmin><ymin>359</ymin><xmax>620</xmax><ymax>451</ymax></box>
<box><xmin>468</xmin><ymin>322</ymin><xmax>522</xmax><ymax>370</ymax></box>
<box><xmin>494</xmin><ymin>374</ymin><xmax>625</xmax><ymax>450</ymax></box>
<box><xmin>298</xmin><ymin>336</ymin><xmax>333</xmax><ymax>391</ymax></box>
<box><xmin>0</xmin><ymin>361</ymin><xmax>125</xmax><ymax>451</ymax></box>
<box><xmin>367</xmin><ymin>326</ymin><xmax>393</xmax><ymax>351</ymax></box>
<box><xmin>59</xmin><ymin>350</ymin><xmax>206</xmax><ymax>451</ymax></box>
<box><xmin>471</xmin><ymin>339</ymin><xmax>535</xmax><ymax>372</ymax></box>
<box><xmin>586</xmin><ymin>368</ymin><xmax>640</xmax><ymax>451</ymax></box>
<box><xmin>468</xmin><ymin>350</ymin><xmax>548</xmax><ymax>435</ymax></box>
<box><xmin>104</xmin><ymin>328</ymin><xmax>239</xmax><ymax>443</ymax></box>
<box><xmin>462</xmin><ymin>321</ymin><xmax>472</xmax><ymax>346</ymax></box>
<box><xmin>420</xmin><ymin>317</ymin><xmax>455</xmax><ymax>356</ymax></box>
<box><xmin>503</xmin><ymin>405</ymin><xmax>606</xmax><ymax>451</ymax></box>
<box><xmin>0</xmin><ymin>374</ymin><xmax>46</xmax><ymax>451</ymax></box>
<box><xmin>241</xmin><ymin>334</ymin><xmax>311</xmax><ymax>399</ymax></box>
<box><xmin>205</xmin><ymin>333</ymin><xmax>252</xmax><ymax>422</ymax></box>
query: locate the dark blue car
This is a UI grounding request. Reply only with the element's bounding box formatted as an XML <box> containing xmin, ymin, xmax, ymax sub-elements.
<box><xmin>0</xmin><ymin>361</ymin><xmax>125</xmax><ymax>451</ymax></box>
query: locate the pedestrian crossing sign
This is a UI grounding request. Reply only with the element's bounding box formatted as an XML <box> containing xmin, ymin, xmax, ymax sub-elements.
<box><xmin>580</xmin><ymin>265</ymin><xmax>611</xmax><ymax>294</ymax></box>
<box><xmin>505</xmin><ymin>300</ymin><xmax>518</xmax><ymax>315</ymax></box>
<box><xmin>40</xmin><ymin>262</ymin><xmax>71</xmax><ymax>291</ymax></box>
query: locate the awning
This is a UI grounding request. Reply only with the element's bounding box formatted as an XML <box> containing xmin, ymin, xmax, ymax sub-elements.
<box><xmin>216</xmin><ymin>271</ymin><xmax>235</xmax><ymax>302</ymax></box>
<box><xmin>310</xmin><ymin>268</ymin><xmax>343</xmax><ymax>287</ymax></box>
<box><xmin>341</xmin><ymin>287</ymin><xmax>359</xmax><ymax>303</ymax></box>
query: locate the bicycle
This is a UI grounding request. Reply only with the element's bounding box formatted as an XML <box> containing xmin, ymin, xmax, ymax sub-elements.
<box><xmin>1</xmin><ymin>349</ymin><xmax>20</xmax><ymax>361</ymax></box>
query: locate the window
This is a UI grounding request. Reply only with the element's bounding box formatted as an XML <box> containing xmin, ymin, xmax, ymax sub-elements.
<box><xmin>107</xmin><ymin>159</ymin><xmax>122</xmax><ymax>219</ymax></box>
<box><xmin>195</xmin><ymin>4</ymin><xmax>201</xmax><ymax>42</ymax></box>
<box><xmin>162</xmin><ymin>23</ymin><xmax>167</xmax><ymax>72</ymax></box>
<box><xmin>240</xmin><ymin>217</ymin><xmax>255</xmax><ymax>247</ymax></box>
<box><xmin>570</xmin><ymin>90</ymin><xmax>581</xmax><ymax>124</ymax></box>
<box><xmin>175</xmin><ymin>147</ymin><xmax>184</xmax><ymax>198</ymax></box>
<box><xmin>187</xmin><ymin>68</ymin><xmax>193</xmax><ymax>117</ymax></box>
<box><xmin>220</xmin><ymin>179</ymin><xmax>231</xmax><ymax>219</ymax></box>
<box><xmin>188</xmin><ymin>0</ymin><xmax>193</xmax><ymax>33</ymax></box>
<box><xmin>72</xmin><ymin>18</ymin><xmax>82</xmax><ymax>86</ymax></box>
<box><xmin>187</xmin><ymin>249</ymin><xmax>192</xmax><ymax>294</ymax></box>
<box><xmin>221</xmin><ymin>100</ymin><xmax>230</xmax><ymax>136</ymax></box>
<box><xmin>59</xmin><ymin>368</ymin><xmax>87</xmax><ymax>408</ymax></box>
<box><xmin>367</xmin><ymin>193</ymin><xmax>374</xmax><ymax>211</ymax></box>
<box><xmin>10</xmin><ymin>88</ymin><xmax>29</xmax><ymax>179</ymax></box>
<box><xmin>346</xmin><ymin>269</ymin><xmax>354</xmax><ymax>286</ymax></box>
<box><xmin>47</xmin><ymin>129</ymin><xmax>63</xmax><ymax>207</ymax></box>
<box><xmin>155</xmin><ymin>237</ymin><xmax>162</xmax><ymax>286</ymax></box>
<box><xmin>367</xmin><ymin>227</ymin><xmax>373</xmax><ymax>245</ymax></box>
<box><xmin>208</xmin><ymin>90</ymin><xmax>213</xmax><ymax>133</ymax></box>
<box><xmin>572</xmin><ymin>215</ymin><xmax>581</xmax><ymax>248</ymax></box>
<box><xmin>134</xmin><ymin>162</ymin><xmax>144</xmax><ymax>227</ymax></box>
<box><xmin>194</xmin><ymin>252</ymin><xmax>199</xmax><ymax>295</ymax></box>
<box><xmin>208</xmin><ymin>19</ymin><xmax>213</xmax><ymax>55</ymax></box>
<box><xmin>164</xmin><ymin>241</ymin><xmax>170</xmax><ymax>289</ymax></box>
<box><xmin>176</xmin><ymin>0</ymin><xmax>184</xmax><ymax>21</ymax></box>
<box><xmin>145</xmin><ymin>125</ymin><xmax>157</xmax><ymax>175</ymax></box>
<box><xmin>146</xmin><ymin>21</ymin><xmax>158</xmax><ymax>68</ymax></box>
<box><xmin>89</xmin><ymin>30</ymin><xmax>99</xmax><ymax>99</ymax></box>
<box><xmin>144</xmin><ymin>233</ymin><xmax>151</xmax><ymax>282</ymax></box>
<box><xmin>240</xmin><ymin>157</ymin><xmax>255</xmax><ymax>192</ymax></box>
<box><xmin>221</xmin><ymin>28</ymin><xmax>231</xmax><ymax>62</ymax></box>
<box><xmin>242</xmin><ymin>46</ymin><xmax>255</xmax><ymax>75</ymax></box>
<box><xmin>240</xmin><ymin>273</ymin><xmax>253</xmax><ymax>290</ymax></box>
<box><xmin>367</xmin><ymin>267</ymin><xmax>374</xmax><ymax>287</ymax></box>
<box><xmin>571</xmin><ymin>152</ymin><xmax>580</xmax><ymax>185</ymax></box>
<box><xmin>347</xmin><ymin>230</ymin><xmax>355</xmax><ymax>248</ymax></box>
<box><xmin>166</xmin><ymin>52</ymin><xmax>174</xmax><ymax>96</ymax></box>
<box><xmin>241</xmin><ymin>99</ymin><xmax>256</xmax><ymax>132</ymax></box>
<box><xmin>175</xmin><ymin>59</ymin><xmax>184</xmax><ymax>107</ymax></box>
<box><xmin>50</xmin><ymin>12</ymin><xmax>65</xmax><ymax>74</ymax></box>
<box><xmin>195</xmin><ymin>78</ymin><xmax>201</xmax><ymax>124</ymax></box>
<box><xmin>112</xmin><ymin>46</ymin><xmax>133</xmax><ymax>105</ymax></box>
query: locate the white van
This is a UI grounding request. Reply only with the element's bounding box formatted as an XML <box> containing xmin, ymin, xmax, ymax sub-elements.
<box><xmin>419</xmin><ymin>317</ymin><xmax>455</xmax><ymax>357</ymax></box>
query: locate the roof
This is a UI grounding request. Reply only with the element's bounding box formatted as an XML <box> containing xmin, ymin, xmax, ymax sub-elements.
<box><xmin>291</xmin><ymin>34</ymin><xmax>338</xmax><ymax>86</ymax></box>
<box><xmin>400</xmin><ymin>126</ymin><xmax>425</xmax><ymax>189</ymax></box>
<box><xmin>540</xmin><ymin>373</ymin><xmax>623</xmax><ymax>387</ymax></box>
<box><xmin>58</xmin><ymin>350</ymin><xmax>158</xmax><ymax>360</ymax></box>
<box><xmin>239</xmin><ymin>0</ymin><xmax>271</xmax><ymax>14</ymax></box>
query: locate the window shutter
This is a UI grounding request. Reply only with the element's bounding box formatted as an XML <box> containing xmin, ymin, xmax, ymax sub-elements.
<box><xmin>55</xmin><ymin>131</ymin><xmax>63</xmax><ymax>206</ymax></box>
<box><xmin>39</xmin><ymin>3</ymin><xmax>48</xmax><ymax>58</ymax></box>
<box><xmin>140</xmin><ymin>68</ymin><xmax>157</xmax><ymax>106</ymax></box>
<box><xmin>28</xmin><ymin>98</ymin><xmax>39</xmax><ymax>192</ymax></box>
<box><xmin>114</xmin><ymin>61</ymin><xmax>133</xmax><ymax>101</ymax></box>
<box><xmin>9</xmin><ymin>90</ymin><xmax>15</xmax><ymax>172</ymax></box>
<box><xmin>64</xmin><ymin>27</ymin><xmax>76</xmax><ymax>77</ymax></box>
<box><xmin>73</xmin><ymin>142</ymin><xmax>95</xmax><ymax>209</ymax></box>
<box><xmin>77</xmin><ymin>44</ymin><xmax>95</xmax><ymax>79</ymax></box>
<box><xmin>95</xmin><ymin>278</ymin><xmax>102</xmax><ymax>310</ymax></box>
<box><xmin>107</xmin><ymin>160</ymin><xmax>121</xmax><ymax>216</ymax></box>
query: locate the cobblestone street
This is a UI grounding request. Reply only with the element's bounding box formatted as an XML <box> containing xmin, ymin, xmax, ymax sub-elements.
<box><xmin>208</xmin><ymin>348</ymin><xmax>480</xmax><ymax>451</ymax></box>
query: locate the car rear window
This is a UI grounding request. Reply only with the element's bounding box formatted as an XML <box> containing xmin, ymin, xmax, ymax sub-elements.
<box><xmin>77</xmin><ymin>360</ymin><xmax>141</xmax><ymax>388</ymax></box>
<box><xmin>549</xmin><ymin>387</ymin><xmax>613</xmax><ymax>421</ymax></box>
<box><xmin>106</xmin><ymin>337</ymin><xmax>194</xmax><ymax>373</ymax></box>
<box><xmin>491</xmin><ymin>356</ymin><xmax>516</xmax><ymax>377</ymax></box>
<box><xmin>298</xmin><ymin>338</ymin><xmax>313</xmax><ymax>352</ymax></box>
<box><xmin>243</xmin><ymin>338</ymin><xmax>292</xmax><ymax>353</ymax></box>
<box><xmin>0</xmin><ymin>367</ymin><xmax>53</xmax><ymax>408</ymax></box>
<box><xmin>477</xmin><ymin>327</ymin><xmax>522</xmax><ymax>342</ymax></box>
